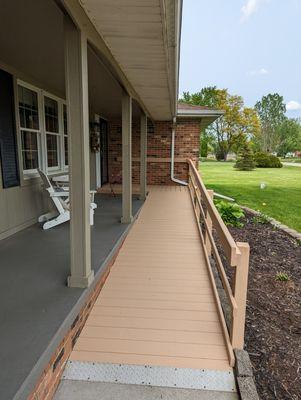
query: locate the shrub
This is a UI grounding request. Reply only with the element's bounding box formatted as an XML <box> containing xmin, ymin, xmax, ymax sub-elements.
<box><xmin>253</xmin><ymin>212</ymin><xmax>271</xmax><ymax>224</ymax></box>
<box><xmin>215</xmin><ymin>200</ymin><xmax>245</xmax><ymax>227</ymax></box>
<box><xmin>254</xmin><ymin>152</ymin><xmax>283</xmax><ymax>168</ymax></box>
<box><xmin>234</xmin><ymin>143</ymin><xmax>256</xmax><ymax>171</ymax></box>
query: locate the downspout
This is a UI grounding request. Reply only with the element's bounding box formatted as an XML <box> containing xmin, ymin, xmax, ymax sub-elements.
<box><xmin>171</xmin><ymin>117</ymin><xmax>188</xmax><ymax>185</ymax></box>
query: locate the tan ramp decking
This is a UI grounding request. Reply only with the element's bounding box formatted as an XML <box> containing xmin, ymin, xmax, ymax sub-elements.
<box><xmin>70</xmin><ymin>186</ymin><xmax>232</xmax><ymax>371</ymax></box>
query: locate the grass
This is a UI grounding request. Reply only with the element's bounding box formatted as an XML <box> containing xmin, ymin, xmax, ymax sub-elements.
<box><xmin>200</xmin><ymin>161</ymin><xmax>301</xmax><ymax>232</ymax></box>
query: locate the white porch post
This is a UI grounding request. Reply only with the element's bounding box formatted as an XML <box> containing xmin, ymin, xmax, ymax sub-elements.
<box><xmin>121</xmin><ymin>90</ymin><xmax>133</xmax><ymax>223</ymax></box>
<box><xmin>64</xmin><ymin>16</ymin><xmax>94</xmax><ymax>288</ymax></box>
<box><xmin>140</xmin><ymin>113</ymin><xmax>147</xmax><ymax>200</ymax></box>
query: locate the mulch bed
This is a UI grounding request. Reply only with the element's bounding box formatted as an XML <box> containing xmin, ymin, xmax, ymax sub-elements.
<box><xmin>228</xmin><ymin>211</ymin><xmax>301</xmax><ymax>399</ymax></box>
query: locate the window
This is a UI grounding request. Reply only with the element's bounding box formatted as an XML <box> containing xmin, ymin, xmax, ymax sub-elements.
<box><xmin>17</xmin><ymin>81</ymin><xmax>69</xmax><ymax>175</ymax></box>
<box><xmin>18</xmin><ymin>85</ymin><xmax>41</xmax><ymax>171</ymax></box>
<box><xmin>63</xmin><ymin>104</ymin><xmax>68</xmax><ymax>167</ymax></box>
<box><xmin>46</xmin><ymin>133</ymin><xmax>59</xmax><ymax>168</ymax></box>
<box><xmin>21</xmin><ymin>131</ymin><xmax>39</xmax><ymax>170</ymax></box>
<box><xmin>44</xmin><ymin>96</ymin><xmax>60</xmax><ymax>169</ymax></box>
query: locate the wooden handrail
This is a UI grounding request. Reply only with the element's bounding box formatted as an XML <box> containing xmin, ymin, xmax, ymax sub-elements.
<box><xmin>187</xmin><ymin>159</ymin><xmax>250</xmax><ymax>351</ymax></box>
<box><xmin>187</xmin><ymin>159</ymin><xmax>239</xmax><ymax>266</ymax></box>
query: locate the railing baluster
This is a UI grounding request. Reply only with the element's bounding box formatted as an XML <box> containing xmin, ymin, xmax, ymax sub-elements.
<box><xmin>204</xmin><ymin>189</ymin><xmax>214</xmax><ymax>255</ymax></box>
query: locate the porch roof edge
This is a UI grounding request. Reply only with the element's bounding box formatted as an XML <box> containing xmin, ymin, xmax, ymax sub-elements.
<box><xmin>57</xmin><ymin>0</ymin><xmax>152</xmax><ymax>119</ymax></box>
<box><xmin>60</xmin><ymin>0</ymin><xmax>183</xmax><ymax>121</ymax></box>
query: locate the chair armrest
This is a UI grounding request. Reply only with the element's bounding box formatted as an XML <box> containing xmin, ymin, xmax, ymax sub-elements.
<box><xmin>89</xmin><ymin>190</ymin><xmax>97</xmax><ymax>202</ymax></box>
<box><xmin>50</xmin><ymin>192</ymin><xmax>70</xmax><ymax>197</ymax></box>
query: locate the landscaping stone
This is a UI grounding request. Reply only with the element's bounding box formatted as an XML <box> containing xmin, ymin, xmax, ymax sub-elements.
<box><xmin>241</xmin><ymin>206</ymin><xmax>301</xmax><ymax>240</ymax></box>
<box><xmin>237</xmin><ymin>377</ymin><xmax>260</xmax><ymax>400</ymax></box>
<box><xmin>234</xmin><ymin>350</ymin><xmax>253</xmax><ymax>378</ymax></box>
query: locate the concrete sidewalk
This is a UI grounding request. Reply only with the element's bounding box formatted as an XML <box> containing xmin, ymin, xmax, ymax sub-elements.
<box><xmin>283</xmin><ymin>162</ymin><xmax>301</xmax><ymax>167</ymax></box>
<box><xmin>54</xmin><ymin>380</ymin><xmax>239</xmax><ymax>400</ymax></box>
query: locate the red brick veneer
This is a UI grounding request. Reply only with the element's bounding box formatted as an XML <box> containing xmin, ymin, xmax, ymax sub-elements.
<box><xmin>108</xmin><ymin>119</ymin><xmax>200</xmax><ymax>185</ymax></box>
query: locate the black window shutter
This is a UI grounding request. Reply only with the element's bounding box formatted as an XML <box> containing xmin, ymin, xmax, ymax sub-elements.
<box><xmin>0</xmin><ymin>69</ymin><xmax>20</xmax><ymax>188</ymax></box>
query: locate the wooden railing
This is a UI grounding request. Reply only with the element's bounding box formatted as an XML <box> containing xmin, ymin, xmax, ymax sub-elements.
<box><xmin>187</xmin><ymin>159</ymin><xmax>250</xmax><ymax>355</ymax></box>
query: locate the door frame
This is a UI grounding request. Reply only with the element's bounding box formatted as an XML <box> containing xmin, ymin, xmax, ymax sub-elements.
<box><xmin>94</xmin><ymin>114</ymin><xmax>108</xmax><ymax>189</ymax></box>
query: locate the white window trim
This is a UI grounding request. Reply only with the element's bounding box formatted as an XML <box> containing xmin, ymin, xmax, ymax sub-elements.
<box><xmin>18</xmin><ymin>81</ymin><xmax>42</xmax><ymax>177</ymax></box>
<box><xmin>43</xmin><ymin>92</ymin><xmax>61</xmax><ymax>172</ymax></box>
<box><xmin>17</xmin><ymin>80</ymin><xmax>68</xmax><ymax>178</ymax></box>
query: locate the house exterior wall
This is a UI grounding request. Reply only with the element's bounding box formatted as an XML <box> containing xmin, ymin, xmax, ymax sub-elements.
<box><xmin>0</xmin><ymin>172</ymin><xmax>49</xmax><ymax>240</ymax></box>
<box><xmin>108</xmin><ymin>118</ymin><xmax>200</xmax><ymax>185</ymax></box>
<box><xmin>0</xmin><ymin>71</ymin><xmax>52</xmax><ymax>240</ymax></box>
<box><xmin>0</xmin><ymin>108</ymin><xmax>201</xmax><ymax>239</ymax></box>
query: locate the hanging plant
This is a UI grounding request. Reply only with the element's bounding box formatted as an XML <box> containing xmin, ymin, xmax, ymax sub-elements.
<box><xmin>90</xmin><ymin>122</ymin><xmax>100</xmax><ymax>153</ymax></box>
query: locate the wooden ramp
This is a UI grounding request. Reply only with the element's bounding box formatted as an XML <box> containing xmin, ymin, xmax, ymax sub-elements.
<box><xmin>69</xmin><ymin>186</ymin><xmax>233</xmax><ymax>375</ymax></box>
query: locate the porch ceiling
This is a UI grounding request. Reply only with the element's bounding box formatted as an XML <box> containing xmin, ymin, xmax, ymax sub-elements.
<box><xmin>79</xmin><ymin>0</ymin><xmax>181</xmax><ymax>121</ymax></box>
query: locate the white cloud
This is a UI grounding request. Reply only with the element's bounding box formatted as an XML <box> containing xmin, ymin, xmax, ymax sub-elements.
<box><xmin>240</xmin><ymin>0</ymin><xmax>266</xmax><ymax>22</ymax></box>
<box><xmin>286</xmin><ymin>100</ymin><xmax>301</xmax><ymax>111</ymax></box>
<box><xmin>248</xmin><ymin>68</ymin><xmax>269</xmax><ymax>76</ymax></box>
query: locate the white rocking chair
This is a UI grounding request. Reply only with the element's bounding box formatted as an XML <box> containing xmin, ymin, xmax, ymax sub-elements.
<box><xmin>38</xmin><ymin>169</ymin><xmax>97</xmax><ymax>230</ymax></box>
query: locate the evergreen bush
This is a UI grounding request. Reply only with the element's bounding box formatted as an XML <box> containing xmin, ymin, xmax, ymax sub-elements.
<box><xmin>254</xmin><ymin>152</ymin><xmax>283</xmax><ymax>168</ymax></box>
<box><xmin>234</xmin><ymin>143</ymin><xmax>256</xmax><ymax>171</ymax></box>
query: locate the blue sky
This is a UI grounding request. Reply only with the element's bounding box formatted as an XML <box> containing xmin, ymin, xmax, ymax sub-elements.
<box><xmin>179</xmin><ymin>0</ymin><xmax>301</xmax><ymax>118</ymax></box>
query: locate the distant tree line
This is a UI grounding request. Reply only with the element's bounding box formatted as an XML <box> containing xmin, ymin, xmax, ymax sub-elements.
<box><xmin>180</xmin><ymin>87</ymin><xmax>301</xmax><ymax>160</ymax></box>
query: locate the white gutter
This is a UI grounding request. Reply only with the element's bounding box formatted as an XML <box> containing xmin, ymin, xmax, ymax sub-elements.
<box><xmin>171</xmin><ymin>118</ymin><xmax>188</xmax><ymax>186</ymax></box>
<box><xmin>177</xmin><ymin>110</ymin><xmax>224</xmax><ymax>117</ymax></box>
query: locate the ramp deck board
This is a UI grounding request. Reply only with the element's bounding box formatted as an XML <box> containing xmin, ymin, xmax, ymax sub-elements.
<box><xmin>70</xmin><ymin>186</ymin><xmax>232</xmax><ymax>371</ymax></box>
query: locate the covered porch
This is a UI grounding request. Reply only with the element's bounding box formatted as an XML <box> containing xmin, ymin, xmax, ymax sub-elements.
<box><xmin>0</xmin><ymin>1</ymin><xmax>177</xmax><ymax>398</ymax></box>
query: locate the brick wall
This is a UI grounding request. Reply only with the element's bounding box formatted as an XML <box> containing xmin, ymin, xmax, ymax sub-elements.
<box><xmin>108</xmin><ymin>118</ymin><xmax>200</xmax><ymax>185</ymax></box>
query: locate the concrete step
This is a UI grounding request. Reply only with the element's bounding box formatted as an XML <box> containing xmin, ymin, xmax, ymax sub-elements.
<box><xmin>54</xmin><ymin>380</ymin><xmax>240</xmax><ymax>400</ymax></box>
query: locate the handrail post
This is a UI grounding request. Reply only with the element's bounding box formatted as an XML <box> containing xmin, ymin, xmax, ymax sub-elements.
<box><xmin>204</xmin><ymin>189</ymin><xmax>214</xmax><ymax>255</ymax></box>
<box><xmin>195</xmin><ymin>186</ymin><xmax>201</xmax><ymax>221</ymax></box>
<box><xmin>231</xmin><ymin>242</ymin><xmax>250</xmax><ymax>349</ymax></box>
<box><xmin>188</xmin><ymin>163</ymin><xmax>192</xmax><ymax>192</ymax></box>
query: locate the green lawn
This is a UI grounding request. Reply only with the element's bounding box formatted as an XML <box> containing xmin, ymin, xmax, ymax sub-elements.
<box><xmin>200</xmin><ymin>161</ymin><xmax>301</xmax><ymax>232</ymax></box>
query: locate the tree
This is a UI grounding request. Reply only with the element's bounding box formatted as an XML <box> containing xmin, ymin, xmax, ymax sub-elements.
<box><xmin>200</xmin><ymin>130</ymin><xmax>214</xmax><ymax>157</ymax></box>
<box><xmin>255</xmin><ymin>93</ymin><xmax>286</xmax><ymax>152</ymax></box>
<box><xmin>275</xmin><ymin>118</ymin><xmax>301</xmax><ymax>157</ymax></box>
<box><xmin>234</xmin><ymin>142</ymin><xmax>256</xmax><ymax>171</ymax></box>
<box><xmin>182</xmin><ymin>86</ymin><xmax>220</xmax><ymax>109</ymax></box>
<box><xmin>181</xmin><ymin>87</ymin><xmax>260</xmax><ymax>161</ymax></box>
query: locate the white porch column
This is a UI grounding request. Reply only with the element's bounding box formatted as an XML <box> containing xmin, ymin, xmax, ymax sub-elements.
<box><xmin>64</xmin><ymin>17</ymin><xmax>94</xmax><ymax>288</ymax></box>
<box><xmin>121</xmin><ymin>90</ymin><xmax>133</xmax><ymax>223</ymax></box>
<box><xmin>140</xmin><ymin>113</ymin><xmax>147</xmax><ymax>200</ymax></box>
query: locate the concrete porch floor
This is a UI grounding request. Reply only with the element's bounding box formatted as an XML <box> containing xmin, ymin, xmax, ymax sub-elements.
<box><xmin>98</xmin><ymin>183</ymin><xmax>141</xmax><ymax>195</ymax></box>
<box><xmin>0</xmin><ymin>194</ymin><xmax>143</xmax><ymax>400</ymax></box>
